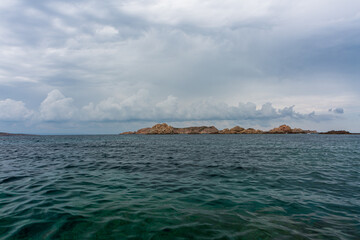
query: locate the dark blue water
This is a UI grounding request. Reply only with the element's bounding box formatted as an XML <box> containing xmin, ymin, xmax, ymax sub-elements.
<box><xmin>0</xmin><ymin>135</ymin><xmax>360</xmax><ymax>239</ymax></box>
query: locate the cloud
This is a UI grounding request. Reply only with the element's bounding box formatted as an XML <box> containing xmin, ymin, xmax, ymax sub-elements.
<box><xmin>0</xmin><ymin>98</ymin><xmax>33</xmax><ymax>121</ymax></box>
<box><xmin>0</xmin><ymin>89</ymin><xmax>326</xmax><ymax>124</ymax></box>
<box><xmin>0</xmin><ymin>1</ymin><xmax>359</xmax><ymax>132</ymax></box>
<box><xmin>78</xmin><ymin>90</ymin><xmax>322</xmax><ymax>123</ymax></box>
<box><xmin>119</xmin><ymin>0</ymin><xmax>277</xmax><ymax>28</ymax></box>
<box><xmin>39</xmin><ymin>90</ymin><xmax>77</xmax><ymax>121</ymax></box>
<box><xmin>329</xmin><ymin>107</ymin><xmax>344</xmax><ymax>114</ymax></box>
<box><xmin>0</xmin><ymin>89</ymin><xmax>349</xmax><ymax>133</ymax></box>
<box><xmin>94</xmin><ymin>25</ymin><xmax>119</xmax><ymax>37</ymax></box>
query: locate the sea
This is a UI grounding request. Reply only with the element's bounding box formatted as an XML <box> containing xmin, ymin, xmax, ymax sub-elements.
<box><xmin>0</xmin><ymin>134</ymin><xmax>359</xmax><ymax>240</ymax></box>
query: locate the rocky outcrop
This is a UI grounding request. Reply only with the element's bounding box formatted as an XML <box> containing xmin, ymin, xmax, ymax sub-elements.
<box><xmin>265</xmin><ymin>125</ymin><xmax>316</xmax><ymax>134</ymax></box>
<box><xmin>0</xmin><ymin>132</ymin><xmax>33</xmax><ymax>136</ymax></box>
<box><xmin>242</xmin><ymin>128</ymin><xmax>263</xmax><ymax>134</ymax></box>
<box><xmin>267</xmin><ymin>124</ymin><xmax>292</xmax><ymax>134</ymax></box>
<box><xmin>121</xmin><ymin>131</ymin><xmax>135</xmax><ymax>135</ymax></box>
<box><xmin>135</xmin><ymin>127</ymin><xmax>152</xmax><ymax>134</ymax></box>
<box><xmin>219</xmin><ymin>128</ymin><xmax>230</xmax><ymax>134</ymax></box>
<box><xmin>320</xmin><ymin>130</ymin><xmax>351</xmax><ymax>134</ymax></box>
<box><xmin>174</xmin><ymin>126</ymin><xmax>219</xmax><ymax>134</ymax></box>
<box><xmin>220</xmin><ymin>126</ymin><xmax>245</xmax><ymax>134</ymax></box>
<box><xmin>231</xmin><ymin>126</ymin><xmax>245</xmax><ymax>133</ymax></box>
<box><xmin>131</xmin><ymin>124</ymin><xmax>176</xmax><ymax>134</ymax></box>
<box><xmin>120</xmin><ymin>123</ymin><xmax>348</xmax><ymax>135</ymax></box>
<box><xmin>121</xmin><ymin>124</ymin><xmax>219</xmax><ymax>135</ymax></box>
<box><xmin>149</xmin><ymin>123</ymin><xmax>175</xmax><ymax>134</ymax></box>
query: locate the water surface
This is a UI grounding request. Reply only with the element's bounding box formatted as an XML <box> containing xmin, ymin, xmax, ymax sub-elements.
<box><xmin>0</xmin><ymin>135</ymin><xmax>359</xmax><ymax>239</ymax></box>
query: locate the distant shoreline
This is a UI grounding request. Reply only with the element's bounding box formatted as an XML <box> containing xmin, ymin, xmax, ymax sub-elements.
<box><xmin>0</xmin><ymin>132</ymin><xmax>36</xmax><ymax>136</ymax></box>
<box><xmin>121</xmin><ymin>123</ymin><xmax>355</xmax><ymax>135</ymax></box>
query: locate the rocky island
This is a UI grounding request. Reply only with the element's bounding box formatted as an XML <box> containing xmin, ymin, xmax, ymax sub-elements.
<box><xmin>121</xmin><ymin>123</ymin><xmax>321</xmax><ymax>135</ymax></box>
<box><xmin>319</xmin><ymin>130</ymin><xmax>351</xmax><ymax>134</ymax></box>
<box><xmin>0</xmin><ymin>132</ymin><xmax>33</xmax><ymax>136</ymax></box>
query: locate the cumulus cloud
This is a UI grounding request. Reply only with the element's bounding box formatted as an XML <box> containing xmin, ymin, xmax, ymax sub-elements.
<box><xmin>78</xmin><ymin>89</ymin><xmax>321</xmax><ymax>122</ymax></box>
<box><xmin>0</xmin><ymin>89</ymin><xmax>324</xmax><ymax>123</ymax></box>
<box><xmin>0</xmin><ymin>99</ymin><xmax>33</xmax><ymax>121</ymax></box>
<box><xmin>39</xmin><ymin>90</ymin><xmax>77</xmax><ymax>121</ymax></box>
<box><xmin>0</xmin><ymin>89</ymin><xmax>346</xmax><ymax>133</ymax></box>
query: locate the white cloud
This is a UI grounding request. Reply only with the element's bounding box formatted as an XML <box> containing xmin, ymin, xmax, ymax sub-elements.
<box><xmin>120</xmin><ymin>0</ymin><xmax>276</xmax><ymax>28</ymax></box>
<box><xmin>78</xmin><ymin>90</ymin><xmax>321</xmax><ymax>122</ymax></box>
<box><xmin>155</xmin><ymin>95</ymin><xmax>179</xmax><ymax>118</ymax></box>
<box><xmin>39</xmin><ymin>90</ymin><xmax>77</xmax><ymax>121</ymax></box>
<box><xmin>119</xmin><ymin>0</ymin><xmax>360</xmax><ymax>32</ymax></box>
<box><xmin>94</xmin><ymin>25</ymin><xmax>119</xmax><ymax>37</ymax></box>
<box><xmin>82</xmin><ymin>89</ymin><xmax>153</xmax><ymax>121</ymax></box>
<box><xmin>0</xmin><ymin>89</ymin><xmax>345</xmax><ymax>132</ymax></box>
<box><xmin>52</xmin><ymin>18</ymin><xmax>77</xmax><ymax>34</ymax></box>
<box><xmin>0</xmin><ymin>99</ymin><xmax>33</xmax><ymax>121</ymax></box>
<box><xmin>47</xmin><ymin>1</ymin><xmax>109</xmax><ymax>19</ymax></box>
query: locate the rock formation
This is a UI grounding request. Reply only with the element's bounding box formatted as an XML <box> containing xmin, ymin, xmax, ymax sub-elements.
<box><xmin>149</xmin><ymin>123</ymin><xmax>175</xmax><ymax>134</ymax></box>
<box><xmin>242</xmin><ymin>128</ymin><xmax>263</xmax><ymax>134</ymax></box>
<box><xmin>174</xmin><ymin>126</ymin><xmax>219</xmax><ymax>134</ymax></box>
<box><xmin>320</xmin><ymin>130</ymin><xmax>351</xmax><ymax>134</ymax></box>
<box><xmin>120</xmin><ymin>131</ymin><xmax>136</xmax><ymax>135</ymax></box>
<box><xmin>266</xmin><ymin>125</ymin><xmax>316</xmax><ymax>134</ymax></box>
<box><xmin>219</xmin><ymin>126</ymin><xmax>246</xmax><ymax>134</ymax></box>
<box><xmin>267</xmin><ymin>124</ymin><xmax>292</xmax><ymax>134</ymax></box>
<box><xmin>0</xmin><ymin>132</ymin><xmax>33</xmax><ymax>136</ymax></box>
<box><xmin>120</xmin><ymin>123</ymin><xmax>353</xmax><ymax>135</ymax></box>
<box><xmin>123</xmin><ymin>124</ymin><xmax>220</xmax><ymax>135</ymax></box>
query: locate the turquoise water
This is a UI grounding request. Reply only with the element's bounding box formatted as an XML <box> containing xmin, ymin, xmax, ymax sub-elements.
<box><xmin>0</xmin><ymin>135</ymin><xmax>359</xmax><ymax>239</ymax></box>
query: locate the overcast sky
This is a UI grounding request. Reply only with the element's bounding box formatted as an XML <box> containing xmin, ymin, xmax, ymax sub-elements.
<box><xmin>0</xmin><ymin>0</ymin><xmax>359</xmax><ymax>134</ymax></box>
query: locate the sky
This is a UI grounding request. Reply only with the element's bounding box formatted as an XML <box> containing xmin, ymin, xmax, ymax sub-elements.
<box><xmin>0</xmin><ymin>0</ymin><xmax>359</xmax><ymax>134</ymax></box>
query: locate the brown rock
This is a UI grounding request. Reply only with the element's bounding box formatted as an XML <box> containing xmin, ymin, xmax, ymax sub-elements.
<box><xmin>291</xmin><ymin>128</ymin><xmax>304</xmax><ymax>133</ymax></box>
<box><xmin>320</xmin><ymin>130</ymin><xmax>350</xmax><ymax>134</ymax></box>
<box><xmin>120</xmin><ymin>131</ymin><xmax>135</xmax><ymax>135</ymax></box>
<box><xmin>268</xmin><ymin>124</ymin><xmax>292</xmax><ymax>133</ymax></box>
<box><xmin>200</xmin><ymin>126</ymin><xmax>219</xmax><ymax>134</ymax></box>
<box><xmin>219</xmin><ymin>126</ymin><xmax>245</xmax><ymax>134</ymax></box>
<box><xmin>120</xmin><ymin>123</ymin><xmax>319</xmax><ymax>135</ymax></box>
<box><xmin>149</xmin><ymin>123</ymin><xmax>175</xmax><ymax>134</ymax></box>
<box><xmin>219</xmin><ymin>128</ymin><xmax>230</xmax><ymax>134</ymax></box>
<box><xmin>241</xmin><ymin>128</ymin><xmax>263</xmax><ymax>134</ymax></box>
<box><xmin>266</xmin><ymin>125</ymin><xmax>316</xmax><ymax>134</ymax></box>
<box><xmin>136</xmin><ymin>127</ymin><xmax>152</xmax><ymax>134</ymax></box>
<box><xmin>0</xmin><ymin>132</ymin><xmax>33</xmax><ymax>136</ymax></box>
<box><xmin>174</xmin><ymin>126</ymin><xmax>219</xmax><ymax>134</ymax></box>
<box><xmin>230</xmin><ymin>126</ymin><xmax>245</xmax><ymax>133</ymax></box>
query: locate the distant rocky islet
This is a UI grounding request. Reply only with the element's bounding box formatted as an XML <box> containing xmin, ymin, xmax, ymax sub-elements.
<box><xmin>0</xmin><ymin>132</ymin><xmax>33</xmax><ymax>136</ymax></box>
<box><xmin>120</xmin><ymin>123</ymin><xmax>352</xmax><ymax>135</ymax></box>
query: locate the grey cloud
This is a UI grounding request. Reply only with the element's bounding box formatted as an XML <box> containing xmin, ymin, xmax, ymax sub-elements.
<box><xmin>0</xmin><ymin>89</ymin><xmax>330</xmax><ymax>124</ymax></box>
<box><xmin>0</xmin><ymin>1</ymin><xmax>359</xmax><ymax>133</ymax></box>
<box><xmin>329</xmin><ymin>108</ymin><xmax>344</xmax><ymax>114</ymax></box>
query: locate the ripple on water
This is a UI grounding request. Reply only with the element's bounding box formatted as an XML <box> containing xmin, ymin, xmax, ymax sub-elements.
<box><xmin>0</xmin><ymin>135</ymin><xmax>360</xmax><ymax>239</ymax></box>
